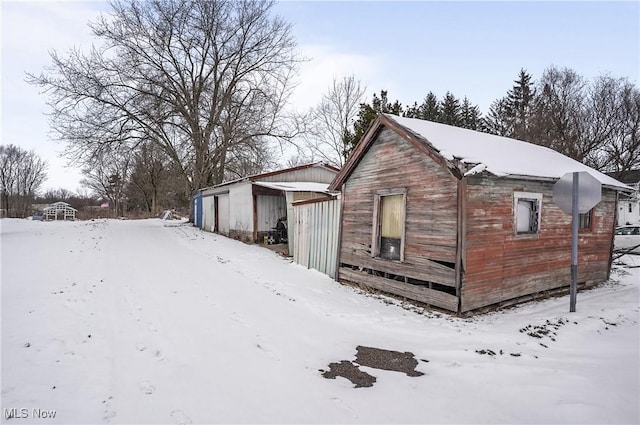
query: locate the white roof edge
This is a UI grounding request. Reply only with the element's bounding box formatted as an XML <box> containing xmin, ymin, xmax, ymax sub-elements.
<box><xmin>198</xmin><ymin>162</ymin><xmax>338</xmax><ymax>192</ymax></box>
<box><xmin>253</xmin><ymin>181</ymin><xmax>331</xmax><ymax>192</ymax></box>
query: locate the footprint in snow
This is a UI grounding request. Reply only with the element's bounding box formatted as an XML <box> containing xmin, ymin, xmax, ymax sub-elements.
<box><xmin>171</xmin><ymin>410</ymin><xmax>192</xmax><ymax>425</ymax></box>
<box><xmin>139</xmin><ymin>381</ymin><xmax>155</xmax><ymax>395</ymax></box>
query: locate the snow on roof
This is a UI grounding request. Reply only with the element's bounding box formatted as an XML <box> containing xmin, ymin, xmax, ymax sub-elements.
<box><xmin>43</xmin><ymin>202</ymin><xmax>77</xmax><ymax>212</ymax></box>
<box><xmin>253</xmin><ymin>181</ymin><xmax>330</xmax><ymax>193</ymax></box>
<box><xmin>386</xmin><ymin>114</ymin><xmax>630</xmax><ymax>190</ymax></box>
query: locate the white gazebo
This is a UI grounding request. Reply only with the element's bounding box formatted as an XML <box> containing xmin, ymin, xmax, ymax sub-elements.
<box><xmin>43</xmin><ymin>202</ymin><xmax>77</xmax><ymax>221</ymax></box>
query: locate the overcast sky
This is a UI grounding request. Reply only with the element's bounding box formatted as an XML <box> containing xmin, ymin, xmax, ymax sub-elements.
<box><xmin>1</xmin><ymin>1</ymin><xmax>639</xmax><ymax>193</ymax></box>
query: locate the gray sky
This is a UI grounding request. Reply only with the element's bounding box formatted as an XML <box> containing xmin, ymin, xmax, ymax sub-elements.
<box><xmin>2</xmin><ymin>1</ymin><xmax>639</xmax><ymax>193</ymax></box>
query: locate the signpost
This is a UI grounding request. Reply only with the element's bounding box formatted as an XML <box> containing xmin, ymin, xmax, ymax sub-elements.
<box><xmin>553</xmin><ymin>171</ymin><xmax>602</xmax><ymax>312</ymax></box>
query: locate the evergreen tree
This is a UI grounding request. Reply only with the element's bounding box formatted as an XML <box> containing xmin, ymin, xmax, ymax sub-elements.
<box><xmin>439</xmin><ymin>92</ymin><xmax>461</xmax><ymax>126</ymax></box>
<box><xmin>348</xmin><ymin>90</ymin><xmax>404</xmax><ymax>157</ymax></box>
<box><xmin>484</xmin><ymin>97</ymin><xmax>512</xmax><ymax>136</ymax></box>
<box><xmin>507</xmin><ymin>69</ymin><xmax>536</xmax><ymax>141</ymax></box>
<box><xmin>420</xmin><ymin>92</ymin><xmax>441</xmax><ymax>121</ymax></box>
<box><xmin>459</xmin><ymin>96</ymin><xmax>484</xmax><ymax>130</ymax></box>
<box><xmin>403</xmin><ymin>92</ymin><xmax>440</xmax><ymax>121</ymax></box>
<box><xmin>404</xmin><ymin>102</ymin><xmax>420</xmax><ymax>119</ymax></box>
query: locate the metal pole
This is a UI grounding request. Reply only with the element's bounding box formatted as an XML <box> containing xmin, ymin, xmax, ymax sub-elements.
<box><xmin>570</xmin><ymin>172</ymin><xmax>579</xmax><ymax>312</ymax></box>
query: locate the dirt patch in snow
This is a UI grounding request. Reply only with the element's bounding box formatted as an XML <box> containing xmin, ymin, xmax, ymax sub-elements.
<box><xmin>321</xmin><ymin>346</ymin><xmax>424</xmax><ymax>388</ymax></box>
<box><xmin>321</xmin><ymin>360</ymin><xmax>377</xmax><ymax>388</ymax></box>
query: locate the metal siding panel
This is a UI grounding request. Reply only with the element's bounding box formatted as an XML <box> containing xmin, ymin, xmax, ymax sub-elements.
<box><xmin>291</xmin><ymin>198</ymin><xmax>341</xmax><ymax>277</ymax></box>
<box><xmin>257</xmin><ymin>195</ymin><xmax>287</xmax><ymax>232</ymax></box>
<box><xmin>286</xmin><ymin>192</ymin><xmax>295</xmax><ymax>255</ymax></box>
<box><xmin>257</xmin><ymin>167</ymin><xmax>337</xmax><ymax>184</ymax></box>
<box><xmin>229</xmin><ymin>183</ymin><xmax>253</xmax><ymax>233</ymax></box>
<box><xmin>217</xmin><ymin>194</ymin><xmax>230</xmax><ymax>234</ymax></box>
<box><xmin>202</xmin><ymin>196</ymin><xmax>213</xmax><ymax>232</ymax></box>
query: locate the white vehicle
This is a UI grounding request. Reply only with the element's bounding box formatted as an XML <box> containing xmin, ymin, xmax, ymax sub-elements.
<box><xmin>614</xmin><ymin>225</ymin><xmax>640</xmax><ymax>254</ymax></box>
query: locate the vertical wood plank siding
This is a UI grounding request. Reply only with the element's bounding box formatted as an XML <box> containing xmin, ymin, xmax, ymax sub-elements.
<box><xmin>461</xmin><ymin>176</ymin><xmax>616</xmax><ymax>312</ymax></box>
<box><xmin>338</xmin><ymin>127</ymin><xmax>459</xmax><ymax>310</ymax></box>
<box><xmin>292</xmin><ymin>197</ymin><xmax>341</xmax><ymax>278</ymax></box>
<box><xmin>335</xmin><ymin>124</ymin><xmax>617</xmax><ymax>314</ymax></box>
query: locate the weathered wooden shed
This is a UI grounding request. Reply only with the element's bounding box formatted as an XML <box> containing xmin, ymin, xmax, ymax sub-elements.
<box><xmin>329</xmin><ymin>114</ymin><xmax>629</xmax><ymax>314</ymax></box>
<box><xmin>200</xmin><ymin>162</ymin><xmax>338</xmax><ymax>251</ymax></box>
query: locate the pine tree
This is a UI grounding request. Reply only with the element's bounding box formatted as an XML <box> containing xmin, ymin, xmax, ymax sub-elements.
<box><xmin>484</xmin><ymin>97</ymin><xmax>512</xmax><ymax>136</ymax></box>
<box><xmin>507</xmin><ymin>69</ymin><xmax>536</xmax><ymax>141</ymax></box>
<box><xmin>348</xmin><ymin>90</ymin><xmax>404</xmax><ymax>157</ymax></box>
<box><xmin>404</xmin><ymin>102</ymin><xmax>420</xmax><ymax>119</ymax></box>
<box><xmin>439</xmin><ymin>92</ymin><xmax>461</xmax><ymax>126</ymax></box>
<box><xmin>460</xmin><ymin>96</ymin><xmax>484</xmax><ymax>130</ymax></box>
<box><xmin>419</xmin><ymin>92</ymin><xmax>440</xmax><ymax>121</ymax></box>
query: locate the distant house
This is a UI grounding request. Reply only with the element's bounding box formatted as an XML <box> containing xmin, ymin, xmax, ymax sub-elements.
<box><xmin>199</xmin><ymin>162</ymin><xmax>339</xmax><ymax>253</ymax></box>
<box><xmin>43</xmin><ymin>201</ymin><xmax>77</xmax><ymax>221</ymax></box>
<box><xmin>607</xmin><ymin>169</ymin><xmax>640</xmax><ymax>225</ymax></box>
<box><xmin>328</xmin><ymin>114</ymin><xmax>629</xmax><ymax>314</ymax></box>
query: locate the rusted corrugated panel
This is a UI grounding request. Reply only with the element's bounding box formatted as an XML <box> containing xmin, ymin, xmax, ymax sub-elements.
<box><xmin>292</xmin><ymin>197</ymin><xmax>341</xmax><ymax>278</ymax></box>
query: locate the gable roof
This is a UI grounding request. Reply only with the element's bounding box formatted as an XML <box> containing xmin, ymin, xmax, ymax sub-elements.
<box><xmin>330</xmin><ymin>114</ymin><xmax>629</xmax><ymax>191</ymax></box>
<box><xmin>43</xmin><ymin>202</ymin><xmax>77</xmax><ymax>212</ymax></box>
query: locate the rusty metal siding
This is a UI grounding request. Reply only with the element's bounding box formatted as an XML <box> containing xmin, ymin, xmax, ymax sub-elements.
<box><xmin>292</xmin><ymin>197</ymin><xmax>341</xmax><ymax>278</ymax></box>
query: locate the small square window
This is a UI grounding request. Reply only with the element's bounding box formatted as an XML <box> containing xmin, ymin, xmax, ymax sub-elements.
<box><xmin>514</xmin><ymin>192</ymin><xmax>542</xmax><ymax>235</ymax></box>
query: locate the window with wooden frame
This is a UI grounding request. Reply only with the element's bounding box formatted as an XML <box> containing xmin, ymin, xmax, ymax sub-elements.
<box><xmin>579</xmin><ymin>209</ymin><xmax>593</xmax><ymax>231</ymax></box>
<box><xmin>372</xmin><ymin>189</ymin><xmax>407</xmax><ymax>262</ymax></box>
<box><xmin>514</xmin><ymin>192</ymin><xmax>542</xmax><ymax>235</ymax></box>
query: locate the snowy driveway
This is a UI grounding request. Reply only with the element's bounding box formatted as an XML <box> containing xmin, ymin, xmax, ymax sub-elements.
<box><xmin>2</xmin><ymin>218</ymin><xmax>639</xmax><ymax>424</ymax></box>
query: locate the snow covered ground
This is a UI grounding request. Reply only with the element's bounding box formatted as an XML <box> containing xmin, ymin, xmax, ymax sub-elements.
<box><xmin>1</xmin><ymin>218</ymin><xmax>638</xmax><ymax>424</ymax></box>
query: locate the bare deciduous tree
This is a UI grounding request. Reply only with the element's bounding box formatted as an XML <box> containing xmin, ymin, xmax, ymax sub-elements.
<box><xmin>126</xmin><ymin>142</ymin><xmax>171</xmax><ymax>214</ymax></box>
<box><xmin>0</xmin><ymin>144</ymin><xmax>47</xmax><ymax>217</ymax></box>
<box><xmin>41</xmin><ymin>187</ymin><xmax>74</xmax><ymax>203</ymax></box>
<box><xmin>304</xmin><ymin>75</ymin><xmax>366</xmax><ymax>167</ymax></box>
<box><xmin>28</xmin><ymin>0</ymin><xmax>301</xmax><ymax>198</ymax></box>
<box><xmin>529</xmin><ymin>67</ymin><xmax>640</xmax><ymax>173</ymax></box>
<box><xmin>80</xmin><ymin>146</ymin><xmax>132</xmax><ymax>216</ymax></box>
<box><xmin>530</xmin><ymin>66</ymin><xmax>587</xmax><ymax>161</ymax></box>
<box><xmin>600</xmin><ymin>78</ymin><xmax>640</xmax><ymax>173</ymax></box>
